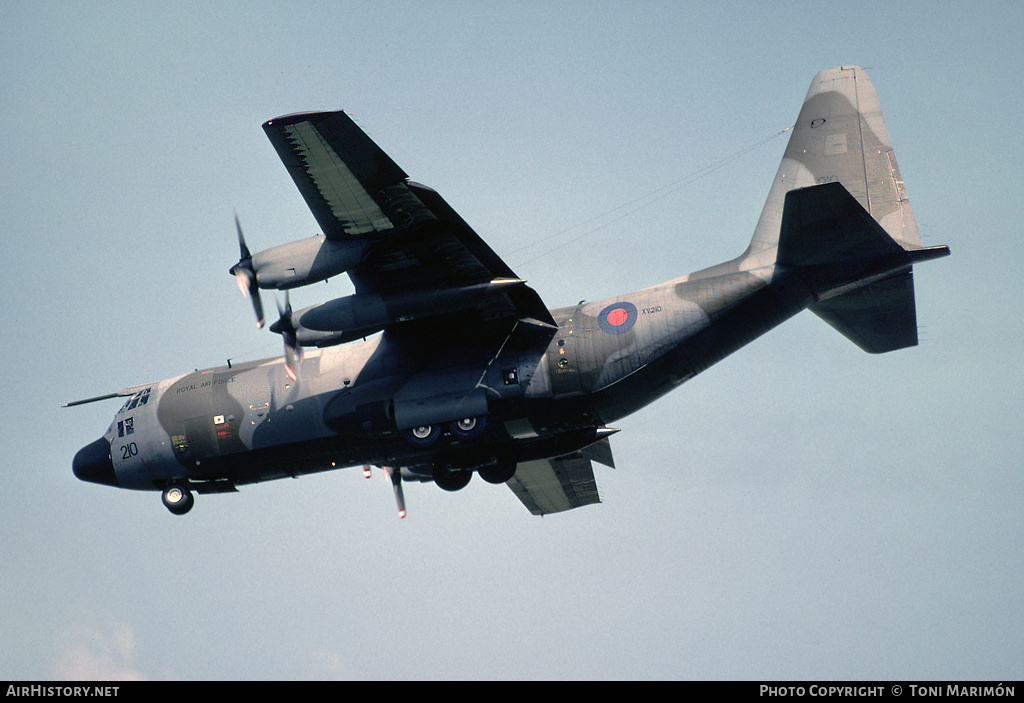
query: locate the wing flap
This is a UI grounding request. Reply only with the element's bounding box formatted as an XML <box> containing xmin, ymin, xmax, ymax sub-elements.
<box><xmin>506</xmin><ymin>453</ymin><xmax>601</xmax><ymax>516</ymax></box>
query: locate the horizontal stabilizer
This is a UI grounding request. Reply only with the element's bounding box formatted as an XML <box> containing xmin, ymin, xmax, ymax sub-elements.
<box><xmin>809</xmin><ymin>272</ymin><xmax>918</xmax><ymax>353</ymax></box>
<box><xmin>778</xmin><ymin>182</ymin><xmax>949</xmax><ymax>354</ymax></box>
<box><xmin>778</xmin><ymin>181</ymin><xmax>908</xmax><ymax>277</ymax></box>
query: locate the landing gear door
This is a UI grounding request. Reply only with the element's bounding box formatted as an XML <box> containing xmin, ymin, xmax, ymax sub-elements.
<box><xmin>392</xmin><ymin>389</ymin><xmax>488</xmax><ymax>431</ymax></box>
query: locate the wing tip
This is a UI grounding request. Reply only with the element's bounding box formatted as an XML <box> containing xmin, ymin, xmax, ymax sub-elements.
<box><xmin>263</xmin><ymin>110</ymin><xmax>344</xmax><ymax>129</ymax></box>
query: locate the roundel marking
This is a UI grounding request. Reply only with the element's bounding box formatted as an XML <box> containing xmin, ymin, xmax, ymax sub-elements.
<box><xmin>598</xmin><ymin>301</ymin><xmax>638</xmax><ymax>335</ymax></box>
<box><xmin>606</xmin><ymin>308</ymin><xmax>629</xmax><ymax>326</ymax></box>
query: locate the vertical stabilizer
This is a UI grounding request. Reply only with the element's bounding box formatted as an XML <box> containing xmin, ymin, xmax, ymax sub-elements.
<box><xmin>741</xmin><ymin>66</ymin><xmax>923</xmax><ymax>272</ymax></box>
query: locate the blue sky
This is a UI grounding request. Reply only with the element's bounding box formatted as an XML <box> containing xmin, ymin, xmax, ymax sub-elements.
<box><xmin>1</xmin><ymin>0</ymin><xmax>1021</xmax><ymax>680</ymax></box>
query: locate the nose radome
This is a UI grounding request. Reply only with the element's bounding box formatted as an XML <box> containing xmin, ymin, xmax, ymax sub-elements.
<box><xmin>73</xmin><ymin>437</ymin><xmax>118</xmax><ymax>487</ymax></box>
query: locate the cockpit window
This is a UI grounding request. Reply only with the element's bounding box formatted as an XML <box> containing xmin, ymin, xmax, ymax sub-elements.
<box><xmin>118</xmin><ymin>388</ymin><xmax>151</xmax><ymax>414</ymax></box>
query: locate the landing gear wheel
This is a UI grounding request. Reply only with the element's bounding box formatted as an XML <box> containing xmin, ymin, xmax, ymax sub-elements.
<box><xmin>404</xmin><ymin>424</ymin><xmax>441</xmax><ymax>447</ymax></box>
<box><xmin>161</xmin><ymin>483</ymin><xmax>194</xmax><ymax>515</ymax></box>
<box><xmin>449</xmin><ymin>415</ymin><xmax>487</xmax><ymax>441</ymax></box>
<box><xmin>432</xmin><ymin>464</ymin><xmax>472</xmax><ymax>492</ymax></box>
<box><xmin>478</xmin><ymin>457</ymin><xmax>517</xmax><ymax>484</ymax></box>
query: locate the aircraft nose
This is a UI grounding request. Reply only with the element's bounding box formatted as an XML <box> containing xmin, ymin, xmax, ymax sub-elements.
<box><xmin>73</xmin><ymin>437</ymin><xmax>118</xmax><ymax>487</ymax></box>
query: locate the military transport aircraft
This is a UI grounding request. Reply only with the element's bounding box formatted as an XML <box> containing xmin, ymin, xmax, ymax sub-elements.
<box><xmin>68</xmin><ymin>66</ymin><xmax>948</xmax><ymax>517</ymax></box>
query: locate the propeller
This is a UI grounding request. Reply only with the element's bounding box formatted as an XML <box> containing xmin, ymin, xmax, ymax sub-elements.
<box><xmin>270</xmin><ymin>291</ymin><xmax>303</xmax><ymax>382</ymax></box>
<box><xmin>381</xmin><ymin>466</ymin><xmax>407</xmax><ymax>519</ymax></box>
<box><xmin>229</xmin><ymin>213</ymin><xmax>265</xmax><ymax>328</ymax></box>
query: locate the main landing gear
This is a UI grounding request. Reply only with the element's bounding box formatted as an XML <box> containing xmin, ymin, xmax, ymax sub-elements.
<box><xmin>432</xmin><ymin>463</ymin><xmax>473</xmax><ymax>491</ymax></box>
<box><xmin>402</xmin><ymin>414</ymin><xmax>510</xmax><ymax>493</ymax></box>
<box><xmin>432</xmin><ymin>455</ymin><xmax>516</xmax><ymax>491</ymax></box>
<box><xmin>477</xmin><ymin>456</ymin><xmax>517</xmax><ymax>484</ymax></box>
<box><xmin>402</xmin><ymin>415</ymin><xmax>488</xmax><ymax>447</ymax></box>
<box><xmin>161</xmin><ymin>483</ymin><xmax>194</xmax><ymax>515</ymax></box>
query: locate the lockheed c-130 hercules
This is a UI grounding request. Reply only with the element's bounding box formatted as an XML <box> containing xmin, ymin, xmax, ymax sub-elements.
<box><xmin>68</xmin><ymin>66</ymin><xmax>948</xmax><ymax>517</ymax></box>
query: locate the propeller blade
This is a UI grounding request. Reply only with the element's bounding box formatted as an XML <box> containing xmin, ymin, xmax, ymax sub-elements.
<box><xmin>234</xmin><ymin>212</ymin><xmax>251</xmax><ymax>260</ymax></box>
<box><xmin>272</xmin><ymin>292</ymin><xmax>303</xmax><ymax>381</ymax></box>
<box><xmin>233</xmin><ymin>267</ymin><xmax>265</xmax><ymax>328</ymax></box>
<box><xmin>382</xmin><ymin>466</ymin><xmax>407</xmax><ymax>519</ymax></box>
<box><xmin>283</xmin><ymin>344</ymin><xmax>302</xmax><ymax>382</ymax></box>
<box><xmin>229</xmin><ymin>214</ymin><xmax>265</xmax><ymax>328</ymax></box>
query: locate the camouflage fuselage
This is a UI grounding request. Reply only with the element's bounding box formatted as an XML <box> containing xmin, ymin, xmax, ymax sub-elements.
<box><xmin>98</xmin><ymin>261</ymin><xmax>809</xmax><ymax>492</ymax></box>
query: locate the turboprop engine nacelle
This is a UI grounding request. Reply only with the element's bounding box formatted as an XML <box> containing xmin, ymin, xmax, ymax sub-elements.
<box><xmin>289</xmin><ymin>277</ymin><xmax>527</xmax><ymax>347</ymax></box>
<box><xmin>252</xmin><ymin>235</ymin><xmax>365</xmax><ymax>290</ymax></box>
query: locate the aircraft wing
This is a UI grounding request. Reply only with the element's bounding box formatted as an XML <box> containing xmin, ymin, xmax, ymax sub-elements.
<box><xmin>263</xmin><ymin>110</ymin><xmax>554</xmax><ymax>327</ymax></box>
<box><xmin>506</xmin><ymin>452</ymin><xmax>602</xmax><ymax>515</ymax></box>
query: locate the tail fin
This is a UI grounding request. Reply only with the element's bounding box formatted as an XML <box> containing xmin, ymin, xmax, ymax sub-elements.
<box><xmin>743</xmin><ymin>66</ymin><xmax>949</xmax><ymax>352</ymax></box>
<box><xmin>744</xmin><ymin>66</ymin><xmax>923</xmax><ymax>268</ymax></box>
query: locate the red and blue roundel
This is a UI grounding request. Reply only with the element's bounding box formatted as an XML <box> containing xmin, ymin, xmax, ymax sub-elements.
<box><xmin>598</xmin><ymin>301</ymin><xmax>638</xmax><ymax>335</ymax></box>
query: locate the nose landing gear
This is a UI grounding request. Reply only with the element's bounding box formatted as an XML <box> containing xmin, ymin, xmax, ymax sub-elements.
<box><xmin>161</xmin><ymin>483</ymin><xmax>194</xmax><ymax>515</ymax></box>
